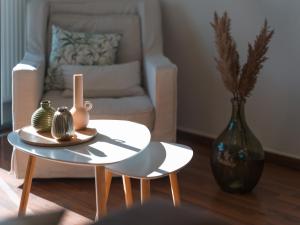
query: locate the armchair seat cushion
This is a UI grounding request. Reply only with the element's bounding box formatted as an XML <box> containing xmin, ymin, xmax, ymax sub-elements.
<box><xmin>43</xmin><ymin>91</ymin><xmax>155</xmax><ymax>130</ymax></box>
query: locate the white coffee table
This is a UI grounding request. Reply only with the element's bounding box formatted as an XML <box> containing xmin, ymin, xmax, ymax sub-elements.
<box><xmin>7</xmin><ymin>120</ymin><xmax>151</xmax><ymax>220</ymax></box>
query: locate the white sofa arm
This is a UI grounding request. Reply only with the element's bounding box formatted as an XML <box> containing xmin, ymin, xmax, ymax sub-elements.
<box><xmin>144</xmin><ymin>54</ymin><xmax>177</xmax><ymax>141</ymax></box>
<box><xmin>12</xmin><ymin>52</ymin><xmax>45</xmax><ymax>130</ymax></box>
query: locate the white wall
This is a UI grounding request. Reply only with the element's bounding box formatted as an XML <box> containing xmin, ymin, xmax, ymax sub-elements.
<box><xmin>161</xmin><ymin>0</ymin><xmax>300</xmax><ymax>159</ymax></box>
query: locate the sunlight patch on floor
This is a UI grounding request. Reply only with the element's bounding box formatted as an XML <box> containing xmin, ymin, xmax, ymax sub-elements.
<box><xmin>0</xmin><ymin>169</ymin><xmax>91</xmax><ymax>224</ymax></box>
<box><xmin>0</xmin><ymin>177</ymin><xmax>21</xmax><ymax>208</ymax></box>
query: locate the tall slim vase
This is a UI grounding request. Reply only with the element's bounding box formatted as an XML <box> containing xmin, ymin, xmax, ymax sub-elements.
<box><xmin>70</xmin><ymin>74</ymin><xmax>93</xmax><ymax>130</ymax></box>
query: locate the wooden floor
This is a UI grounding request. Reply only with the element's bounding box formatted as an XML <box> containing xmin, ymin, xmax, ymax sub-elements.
<box><xmin>0</xmin><ymin>133</ymin><xmax>300</xmax><ymax>225</ymax></box>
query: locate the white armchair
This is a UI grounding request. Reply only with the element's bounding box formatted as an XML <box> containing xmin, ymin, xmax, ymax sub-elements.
<box><xmin>11</xmin><ymin>0</ymin><xmax>177</xmax><ymax>178</ymax></box>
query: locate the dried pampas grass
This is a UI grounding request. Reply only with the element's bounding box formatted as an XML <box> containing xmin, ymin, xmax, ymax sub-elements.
<box><xmin>211</xmin><ymin>12</ymin><xmax>274</xmax><ymax>99</ymax></box>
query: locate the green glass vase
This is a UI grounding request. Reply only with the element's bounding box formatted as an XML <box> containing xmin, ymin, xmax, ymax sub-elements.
<box><xmin>211</xmin><ymin>98</ymin><xmax>264</xmax><ymax>193</ymax></box>
<box><xmin>31</xmin><ymin>100</ymin><xmax>55</xmax><ymax>132</ymax></box>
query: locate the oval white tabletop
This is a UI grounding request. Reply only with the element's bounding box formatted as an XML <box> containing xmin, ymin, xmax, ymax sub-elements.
<box><xmin>8</xmin><ymin>120</ymin><xmax>151</xmax><ymax>166</ymax></box>
<box><xmin>107</xmin><ymin>142</ymin><xmax>193</xmax><ymax>179</ymax></box>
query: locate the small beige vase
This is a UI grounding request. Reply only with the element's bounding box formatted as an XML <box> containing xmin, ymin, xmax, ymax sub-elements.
<box><xmin>70</xmin><ymin>74</ymin><xmax>93</xmax><ymax>130</ymax></box>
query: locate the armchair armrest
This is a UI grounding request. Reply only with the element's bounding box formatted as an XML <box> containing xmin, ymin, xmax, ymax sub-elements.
<box><xmin>12</xmin><ymin>52</ymin><xmax>45</xmax><ymax>130</ymax></box>
<box><xmin>144</xmin><ymin>54</ymin><xmax>177</xmax><ymax>141</ymax></box>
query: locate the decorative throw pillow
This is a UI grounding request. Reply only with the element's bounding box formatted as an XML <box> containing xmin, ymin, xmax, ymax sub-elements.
<box><xmin>61</xmin><ymin>61</ymin><xmax>145</xmax><ymax>98</ymax></box>
<box><xmin>44</xmin><ymin>25</ymin><xmax>122</xmax><ymax>90</ymax></box>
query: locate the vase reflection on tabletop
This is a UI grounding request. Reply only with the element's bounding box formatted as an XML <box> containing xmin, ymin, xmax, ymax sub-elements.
<box><xmin>211</xmin><ymin>98</ymin><xmax>264</xmax><ymax>193</ymax></box>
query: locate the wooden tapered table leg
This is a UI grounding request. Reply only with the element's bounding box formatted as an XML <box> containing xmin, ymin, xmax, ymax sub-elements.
<box><xmin>95</xmin><ymin>166</ymin><xmax>107</xmax><ymax>220</ymax></box>
<box><xmin>169</xmin><ymin>172</ymin><xmax>181</xmax><ymax>206</ymax></box>
<box><xmin>18</xmin><ymin>155</ymin><xmax>36</xmax><ymax>217</ymax></box>
<box><xmin>122</xmin><ymin>176</ymin><xmax>133</xmax><ymax>208</ymax></box>
<box><xmin>104</xmin><ymin>170</ymin><xmax>113</xmax><ymax>205</ymax></box>
<box><xmin>140</xmin><ymin>179</ymin><xmax>150</xmax><ymax>204</ymax></box>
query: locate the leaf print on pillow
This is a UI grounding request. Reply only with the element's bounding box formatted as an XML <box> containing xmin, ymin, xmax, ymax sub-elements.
<box><xmin>44</xmin><ymin>25</ymin><xmax>122</xmax><ymax>91</ymax></box>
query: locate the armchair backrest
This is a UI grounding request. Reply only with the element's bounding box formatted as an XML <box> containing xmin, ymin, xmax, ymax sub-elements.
<box><xmin>26</xmin><ymin>0</ymin><xmax>163</xmax><ymax>62</ymax></box>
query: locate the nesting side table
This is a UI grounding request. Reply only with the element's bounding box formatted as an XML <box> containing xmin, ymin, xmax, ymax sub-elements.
<box><xmin>7</xmin><ymin>120</ymin><xmax>151</xmax><ymax>220</ymax></box>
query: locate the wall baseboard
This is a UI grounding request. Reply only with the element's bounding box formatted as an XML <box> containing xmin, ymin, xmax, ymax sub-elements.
<box><xmin>177</xmin><ymin>129</ymin><xmax>300</xmax><ymax>171</ymax></box>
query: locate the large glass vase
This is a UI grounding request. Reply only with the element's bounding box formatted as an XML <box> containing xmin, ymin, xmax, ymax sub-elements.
<box><xmin>211</xmin><ymin>98</ymin><xmax>264</xmax><ymax>193</ymax></box>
